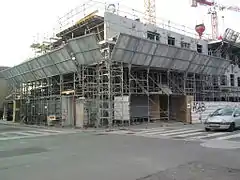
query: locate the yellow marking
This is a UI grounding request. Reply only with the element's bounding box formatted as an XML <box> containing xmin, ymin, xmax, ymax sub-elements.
<box><xmin>76</xmin><ymin>10</ymin><xmax>99</xmax><ymax>25</ymax></box>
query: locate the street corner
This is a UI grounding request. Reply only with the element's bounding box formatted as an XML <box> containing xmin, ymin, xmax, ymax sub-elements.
<box><xmin>138</xmin><ymin>161</ymin><xmax>240</xmax><ymax>180</ymax></box>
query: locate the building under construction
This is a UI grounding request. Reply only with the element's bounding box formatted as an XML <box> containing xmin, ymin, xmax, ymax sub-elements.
<box><xmin>1</xmin><ymin>1</ymin><xmax>240</xmax><ymax>127</ymax></box>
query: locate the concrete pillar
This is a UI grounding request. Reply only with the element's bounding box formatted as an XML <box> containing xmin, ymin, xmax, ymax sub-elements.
<box><xmin>75</xmin><ymin>97</ymin><xmax>85</xmax><ymax>128</ymax></box>
<box><xmin>2</xmin><ymin>104</ymin><xmax>6</xmax><ymax>120</ymax></box>
<box><xmin>12</xmin><ymin>100</ymin><xmax>16</xmax><ymax>122</ymax></box>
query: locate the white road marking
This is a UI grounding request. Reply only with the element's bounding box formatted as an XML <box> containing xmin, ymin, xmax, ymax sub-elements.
<box><xmin>107</xmin><ymin>130</ymin><xmax>130</xmax><ymax>134</ymax></box>
<box><xmin>137</xmin><ymin>128</ymin><xmax>193</xmax><ymax>136</ymax></box>
<box><xmin>135</xmin><ymin>127</ymin><xmax>168</xmax><ymax>131</ymax></box>
<box><xmin>175</xmin><ymin>131</ymin><xmax>204</xmax><ymax>138</ymax></box>
<box><xmin>10</xmin><ymin>132</ymin><xmax>36</xmax><ymax>136</ymax></box>
<box><xmin>107</xmin><ymin>127</ymin><xmax>240</xmax><ymax>143</ymax></box>
<box><xmin>136</xmin><ymin>128</ymin><xmax>168</xmax><ymax>134</ymax></box>
<box><xmin>0</xmin><ymin>129</ymin><xmax>77</xmax><ymax>141</ymax></box>
<box><xmin>37</xmin><ymin>129</ymin><xmax>63</xmax><ymax>133</ymax></box>
<box><xmin>215</xmin><ymin>132</ymin><xmax>240</xmax><ymax>140</ymax></box>
<box><xmin>158</xmin><ymin>129</ymin><xmax>201</xmax><ymax>136</ymax></box>
<box><xmin>191</xmin><ymin>132</ymin><xmax>227</xmax><ymax>139</ymax></box>
<box><xmin>24</xmin><ymin>131</ymin><xmax>48</xmax><ymax>134</ymax></box>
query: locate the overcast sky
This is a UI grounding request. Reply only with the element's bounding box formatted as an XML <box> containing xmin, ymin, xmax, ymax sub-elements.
<box><xmin>0</xmin><ymin>0</ymin><xmax>239</xmax><ymax>67</ymax></box>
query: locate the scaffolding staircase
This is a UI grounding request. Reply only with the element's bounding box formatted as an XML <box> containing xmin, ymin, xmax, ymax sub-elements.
<box><xmin>168</xmin><ymin>73</ymin><xmax>185</xmax><ymax>95</ymax></box>
<box><xmin>148</xmin><ymin>76</ymin><xmax>172</xmax><ymax>95</ymax></box>
<box><xmin>129</xmin><ymin>73</ymin><xmax>170</xmax><ymax>121</ymax></box>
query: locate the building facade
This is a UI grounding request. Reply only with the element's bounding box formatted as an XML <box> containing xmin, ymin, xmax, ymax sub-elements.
<box><xmin>0</xmin><ymin>66</ymin><xmax>10</xmax><ymax>119</ymax></box>
<box><xmin>1</xmin><ymin>2</ymin><xmax>240</xmax><ymax>127</ymax></box>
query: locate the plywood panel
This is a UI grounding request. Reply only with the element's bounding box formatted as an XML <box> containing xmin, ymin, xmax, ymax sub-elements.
<box><xmin>114</xmin><ymin>96</ymin><xmax>130</xmax><ymax>120</ymax></box>
<box><xmin>159</xmin><ymin>95</ymin><xmax>169</xmax><ymax>120</ymax></box>
<box><xmin>170</xmin><ymin>95</ymin><xmax>193</xmax><ymax>123</ymax></box>
<box><xmin>61</xmin><ymin>96</ymin><xmax>74</xmax><ymax>126</ymax></box>
<box><xmin>130</xmin><ymin>95</ymin><xmax>148</xmax><ymax>118</ymax></box>
<box><xmin>149</xmin><ymin>95</ymin><xmax>160</xmax><ymax>120</ymax></box>
<box><xmin>75</xmin><ymin>98</ymin><xmax>85</xmax><ymax>128</ymax></box>
<box><xmin>186</xmin><ymin>96</ymin><xmax>194</xmax><ymax>124</ymax></box>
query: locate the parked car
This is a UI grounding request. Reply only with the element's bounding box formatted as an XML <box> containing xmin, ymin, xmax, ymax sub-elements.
<box><xmin>204</xmin><ymin>107</ymin><xmax>240</xmax><ymax>132</ymax></box>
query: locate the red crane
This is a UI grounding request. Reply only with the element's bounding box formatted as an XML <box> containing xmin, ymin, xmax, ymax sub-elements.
<box><xmin>191</xmin><ymin>0</ymin><xmax>240</xmax><ymax>40</ymax></box>
<box><xmin>192</xmin><ymin>0</ymin><xmax>213</xmax><ymax>7</ymax></box>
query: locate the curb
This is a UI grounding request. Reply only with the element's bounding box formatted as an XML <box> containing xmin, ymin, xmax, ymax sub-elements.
<box><xmin>0</xmin><ymin>121</ymin><xmax>75</xmax><ymax>131</ymax></box>
<box><xmin>121</xmin><ymin>123</ymin><xmax>197</xmax><ymax>131</ymax></box>
<box><xmin>0</xmin><ymin>121</ymin><xmax>198</xmax><ymax>132</ymax></box>
<box><xmin>0</xmin><ymin>121</ymin><xmax>119</xmax><ymax>133</ymax></box>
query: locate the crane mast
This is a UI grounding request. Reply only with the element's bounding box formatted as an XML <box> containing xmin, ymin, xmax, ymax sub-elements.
<box><xmin>144</xmin><ymin>0</ymin><xmax>156</xmax><ymax>25</ymax></box>
<box><xmin>191</xmin><ymin>0</ymin><xmax>240</xmax><ymax>40</ymax></box>
<box><xmin>209</xmin><ymin>8</ymin><xmax>219</xmax><ymax>40</ymax></box>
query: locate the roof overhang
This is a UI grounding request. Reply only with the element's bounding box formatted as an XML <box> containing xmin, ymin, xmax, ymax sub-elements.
<box><xmin>111</xmin><ymin>33</ymin><xmax>231</xmax><ymax>75</ymax></box>
<box><xmin>0</xmin><ymin>33</ymin><xmax>102</xmax><ymax>87</ymax></box>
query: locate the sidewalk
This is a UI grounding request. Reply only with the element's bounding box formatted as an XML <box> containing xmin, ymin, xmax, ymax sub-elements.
<box><xmin>0</xmin><ymin>120</ymin><xmax>121</xmax><ymax>133</ymax></box>
<box><xmin>0</xmin><ymin>119</ymin><xmax>203</xmax><ymax>132</ymax></box>
<box><xmin>0</xmin><ymin>120</ymin><xmax>95</xmax><ymax>132</ymax></box>
<box><xmin>119</xmin><ymin>121</ymin><xmax>204</xmax><ymax>132</ymax></box>
<box><xmin>0</xmin><ymin>120</ymin><xmax>69</xmax><ymax>130</ymax></box>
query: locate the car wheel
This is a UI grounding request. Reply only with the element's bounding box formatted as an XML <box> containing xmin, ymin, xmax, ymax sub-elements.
<box><xmin>205</xmin><ymin>128</ymin><xmax>211</xmax><ymax>132</ymax></box>
<box><xmin>228</xmin><ymin>122</ymin><xmax>235</xmax><ymax>132</ymax></box>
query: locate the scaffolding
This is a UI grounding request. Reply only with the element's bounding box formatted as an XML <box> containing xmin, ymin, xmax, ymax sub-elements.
<box><xmin>1</xmin><ymin>34</ymin><xmax>239</xmax><ymax>126</ymax></box>
<box><xmin>1</xmin><ymin>2</ymin><xmax>240</xmax><ymax>127</ymax></box>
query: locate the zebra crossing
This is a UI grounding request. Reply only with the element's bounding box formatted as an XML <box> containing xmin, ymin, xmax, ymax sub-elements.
<box><xmin>107</xmin><ymin>127</ymin><xmax>240</xmax><ymax>142</ymax></box>
<box><xmin>0</xmin><ymin>129</ymin><xmax>76</xmax><ymax>141</ymax></box>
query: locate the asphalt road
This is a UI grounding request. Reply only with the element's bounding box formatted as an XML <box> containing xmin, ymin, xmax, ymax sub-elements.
<box><xmin>1</xmin><ymin>124</ymin><xmax>240</xmax><ymax>180</ymax></box>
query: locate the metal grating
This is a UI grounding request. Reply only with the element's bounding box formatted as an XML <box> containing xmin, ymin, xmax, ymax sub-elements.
<box><xmin>111</xmin><ymin>33</ymin><xmax>231</xmax><ymax>75</ymax></box>
<box><xmin>29</xmin><ymin>58</ymin><xmax>46</xmax><ymax>80</ymax></box>
<box><xmin>67</xmin><ymin>34</ymin><xmax>103</xmax><ymax>65</ymax></box>
<box><xmin>49</xmin><ymin>48</ymin><xmax>76</xmax><ymax>74</ymax></box>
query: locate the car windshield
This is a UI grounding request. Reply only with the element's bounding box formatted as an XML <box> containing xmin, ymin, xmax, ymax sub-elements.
<box><xmin>211</xmin><ymin>108</ymin><xmax>234</xmax><ymax>116</ymax></box>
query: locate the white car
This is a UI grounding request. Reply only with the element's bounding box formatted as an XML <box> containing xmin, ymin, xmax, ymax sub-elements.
<box><xmin>204</xmin><ymin>107</ymin><xmax>240</xmax><ymax>132</ymax></box>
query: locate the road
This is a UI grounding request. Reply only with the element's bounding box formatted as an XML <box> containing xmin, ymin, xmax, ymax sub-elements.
<box><xmin>0</xmin><ymin>124</ymin><xmax>77</xmax><ymax>141</ymax></box>
<box><xmin>105</xmin><ymin>124</ymin><xmax>240</xmax><ymax>149</ymax></box>
<box><xmin>1</xmin><ymin>124</ymin><xmax>240</xmax><ymax>180</ymax></box>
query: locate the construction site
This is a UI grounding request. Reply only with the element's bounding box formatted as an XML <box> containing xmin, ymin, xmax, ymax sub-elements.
<box><xmin>1</xmin><ymin>0</ymin><xmax>240</xmax><ymax>127</ymax></box>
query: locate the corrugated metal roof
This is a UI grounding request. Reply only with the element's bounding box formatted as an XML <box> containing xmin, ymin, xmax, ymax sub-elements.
<box><xmin>1</xmin><ymin>33</ymin><xmax>102</xmax><ymax>86</ymax></box>
<box><xmin>111</xmin><ymin>33</ymin><xmax>230</xmax><ymax>75</ymax></box>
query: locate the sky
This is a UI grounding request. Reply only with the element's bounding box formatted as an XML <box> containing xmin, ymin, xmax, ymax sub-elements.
<box><xmin>0</xmin><ymin>0</ymin><xmax>240</xmax><ymax>67</ymax></box>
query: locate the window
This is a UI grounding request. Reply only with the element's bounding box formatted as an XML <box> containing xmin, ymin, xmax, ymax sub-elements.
<box><xmin>181</xmin><ymin>41</ymin><xmax>190</xmax><ymax>49</ymax></box>
<box><xmin>147</xmin><ymin>32</ymin><xmax>154</xmax><ymax>40</ymax></box>
<box><xmin>238</xmin><ymin>77</ymin><xmax>240</xmax><ymax>87</ymax></box>
<box><xmin>231</xmin><ymin>64</ymin><xmax>234</xmax><ymax>73</ymax></box>
<box><xmin>197</xmin><ymin>44</ymin><xmax>202</xmax><ymax>53</ymax></box>
<box><xmin>168</xmin><ymin>36</ymin><xmax>175</xmax><ymax>46</ymax></box>
<box><xmin>230</xmin><ymin>74</ymin><xmax>235</xmax><ymax>86</ymax></box>
<box><xmin>208</xmin><ymin>50</ymin><xmax>213</xmax><ymax>56</ymax></box>
<box><xmin>234</xmin><ymin>109</ymin><xmax>240</xmax><ymax>116</ymax></box>
<box><xmin>213</xmin><ymin>76</ymin><xmax>219</xmax><ymax>86</ymax></box>
<box><xmin>211</xmin><ymin>108</ymin><xmax>234</xmax><ymax>117</ymax></box>
<box><xmin>147</xmin><ymin>31</ymin><xmax>160</xmax><ymax>41</ymax></box>
<box><xmin>220</xmin><ymin>75</ymin><xmax>227</xmax><ymax>86</ymax></box>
